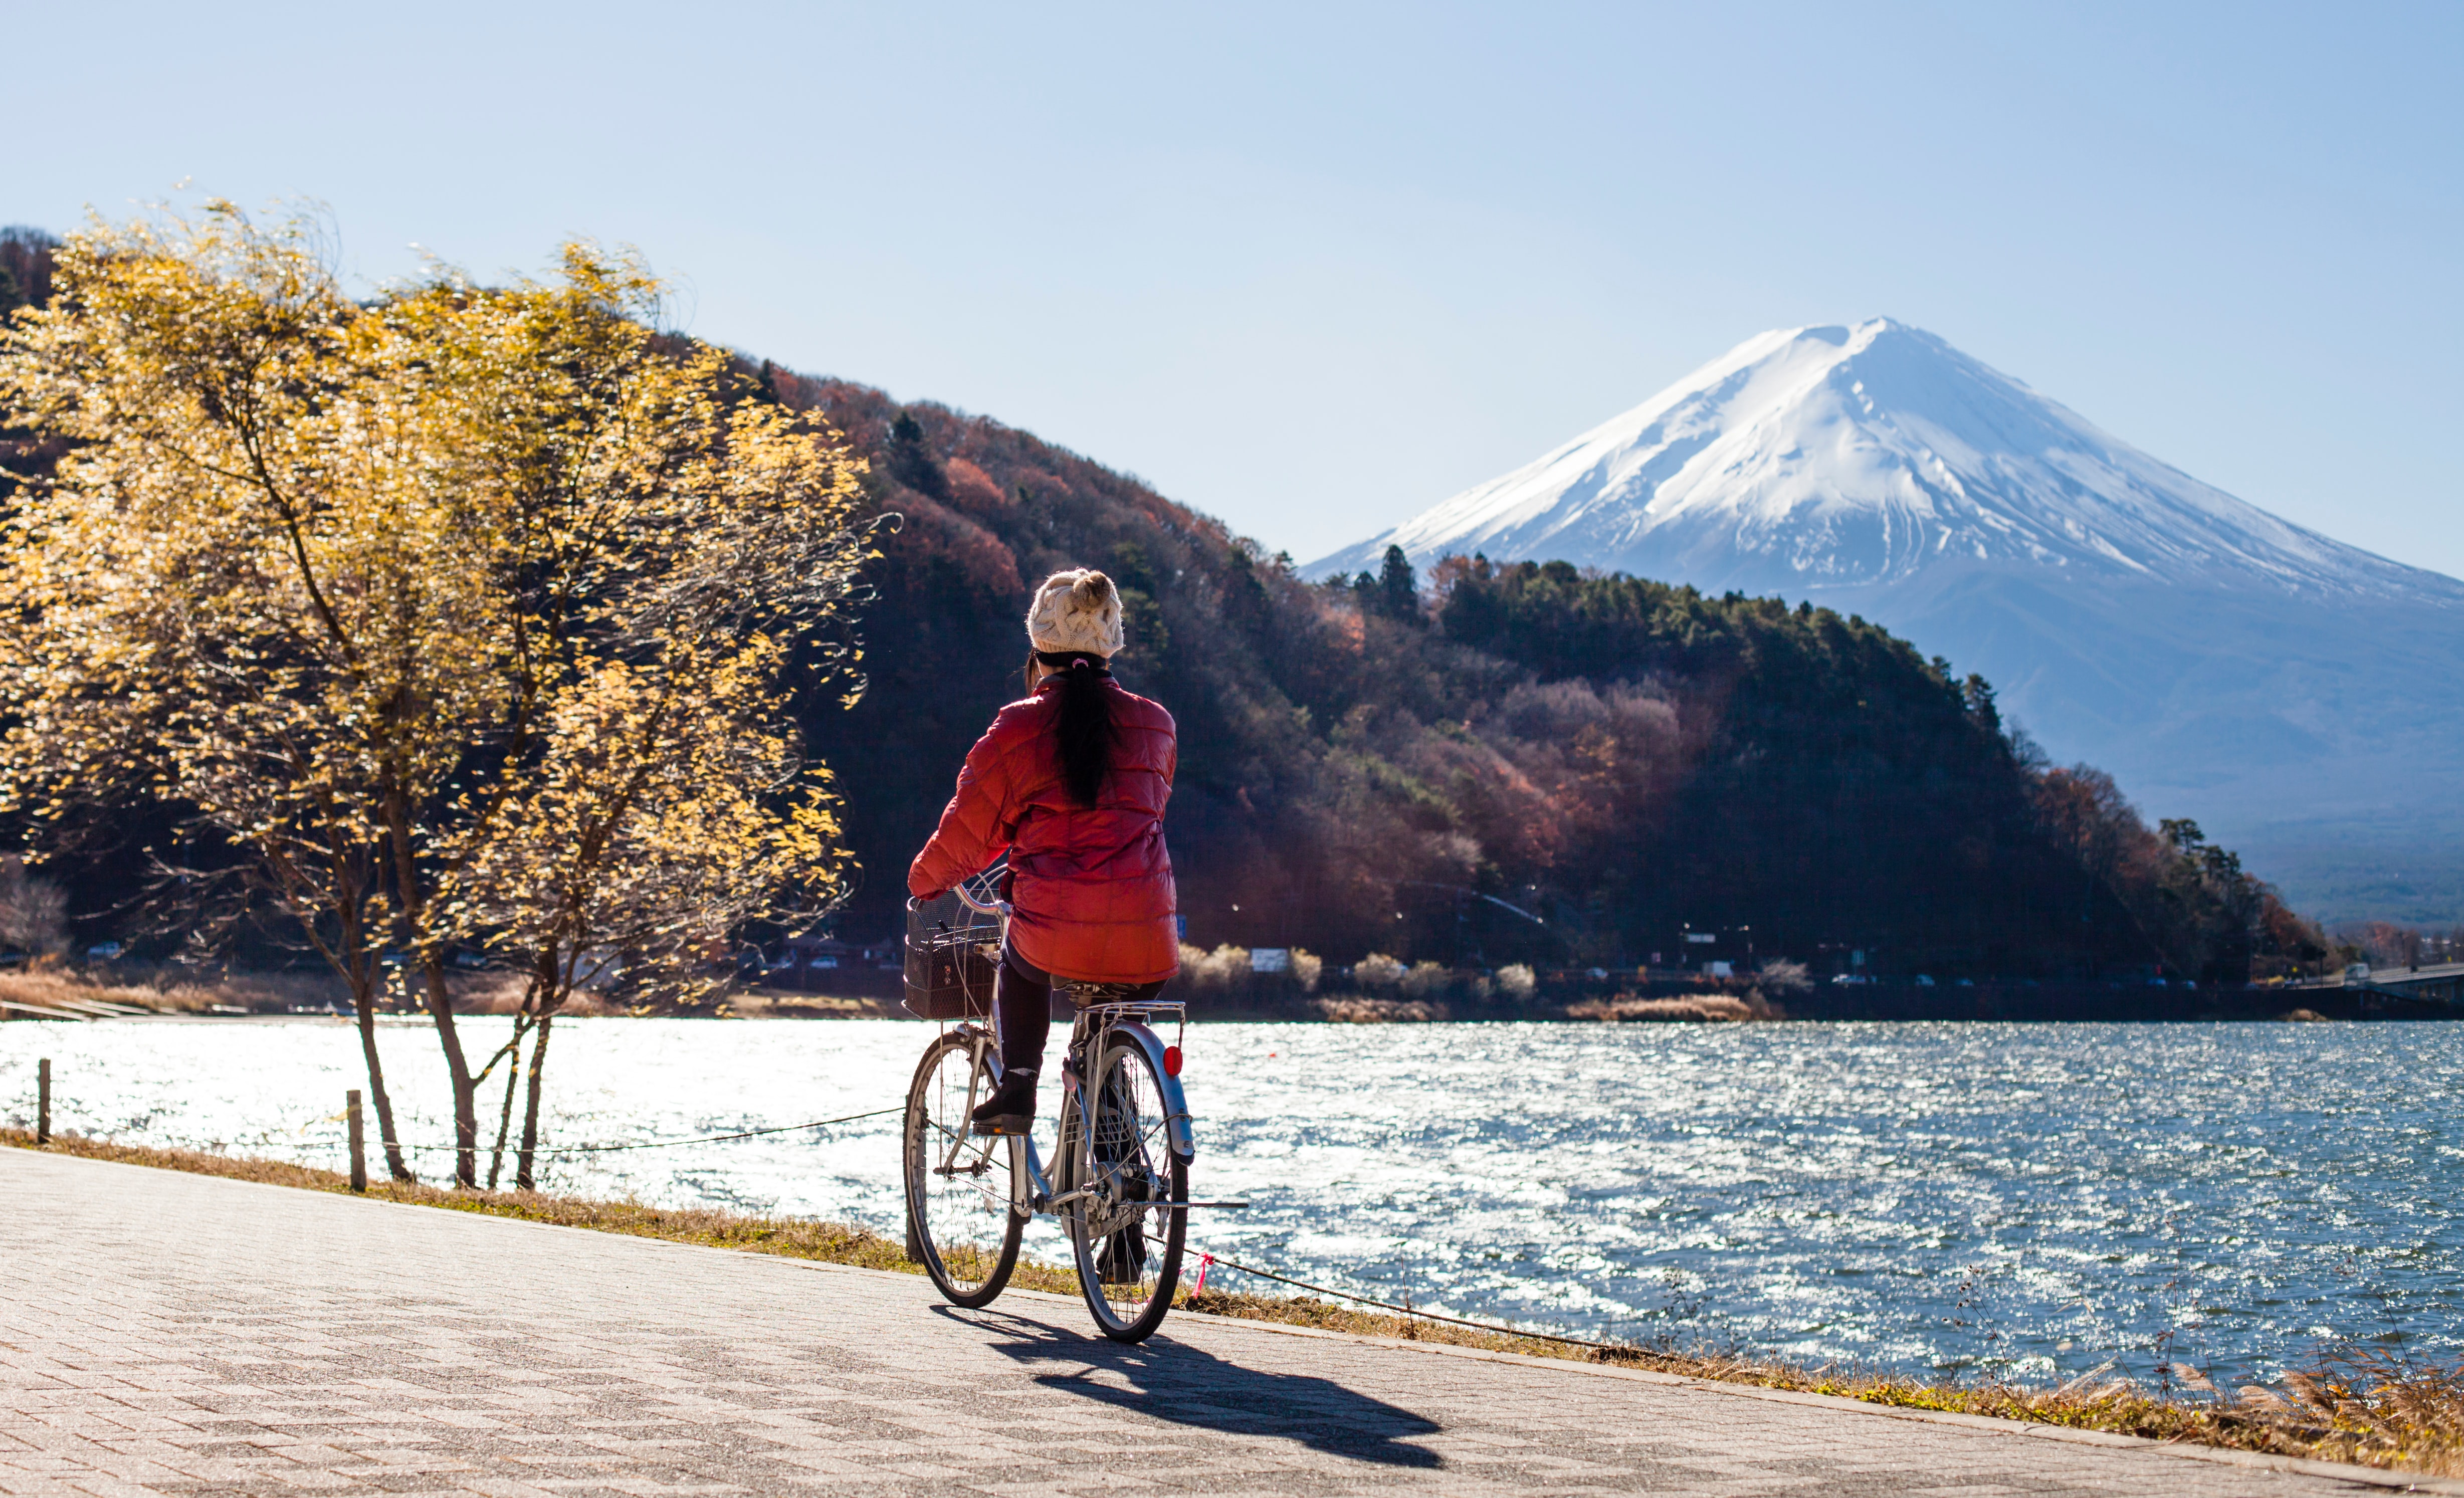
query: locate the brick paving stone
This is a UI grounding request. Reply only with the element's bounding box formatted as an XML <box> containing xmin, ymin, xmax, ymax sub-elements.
<box><xmin>0</xmin><ymin>1148</ymin><xmax>2415</xmax><ymax>1496</ymax></box>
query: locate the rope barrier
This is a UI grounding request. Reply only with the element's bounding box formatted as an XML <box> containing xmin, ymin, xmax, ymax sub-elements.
<box><xmin>102</xmin><ymin>1036</ymin><xmax>1621</xmax><ymax>1354</ymax></box>
<box><xmin>346</xmin><ymin>1093</ymin><xmax>1621</xmax><ymax>1350</ymax></box>
<box><xmin>371</xmin><ymin>1109</ymin><xmax>1627</xmax><ymax>1351</ymax></box>
<box><xmin>57</xmin><ymin>1042</ymin><xmax>1627</xmax><ymax>1353</ymax></box>
<box><xmin>377</xmin><ymin>1119</ymin><xmax>1624</xmax><ymax>1350</ymax></box>
<box><xmin>384</xmin><ymin>1105</ymin><xmax>906</xmax><ymax>1156</ymax></box>
<box><xmin>1189</xmin><ymin>1249</ymin><xmax>1631</xmax><ymax>1352</ymax></box>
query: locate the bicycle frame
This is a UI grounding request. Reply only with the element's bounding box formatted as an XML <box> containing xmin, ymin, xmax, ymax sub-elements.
<box><xmin>937</xmin><ymin>1007</ymin><xmax>1193</xmax><ymax>1223</ymax></box>
<box><xmin>905</xmin><ymin>867</ymin><xmax>1237</xmax><ymax>1340</ymax></box>
<box><xmin>945</xmin><ymin>874</ymin><xmax>1197</xmax><ymax>1214</ymax></box>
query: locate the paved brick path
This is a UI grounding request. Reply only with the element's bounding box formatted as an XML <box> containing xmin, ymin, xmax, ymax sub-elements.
<box><xmin>0</xmin><ymin>1149</ymin><xmax>2421</xmax><ymax>1495</ymax></box>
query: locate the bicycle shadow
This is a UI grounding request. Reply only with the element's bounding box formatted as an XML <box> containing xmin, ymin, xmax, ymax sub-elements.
<box><xmin>946</xmin><ymin>1306</ymin><xmax>1444</xmax><ymax>1468</ymax></box>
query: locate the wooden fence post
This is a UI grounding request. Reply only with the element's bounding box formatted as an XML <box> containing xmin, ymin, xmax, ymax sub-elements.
<box><xmin>36</xmin><ymin>1057</ymin><xmax>50</xmax><ymax>1144</ymax></box>
<box><xmin>347</xmin><ymin>1089</ymin><xmax>366</xmax><ymax>1192</ymax></box>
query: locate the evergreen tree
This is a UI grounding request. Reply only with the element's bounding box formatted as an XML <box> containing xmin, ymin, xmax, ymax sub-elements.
<box><xmin>885</xmin><ymin>410</ymin><xmax>950</xmax><ymax>500</ymax></box>
<box><xmin>1377</xmin><ymin>544</ymin><xmax>1419</xmax><ymax>621</ymax></box>
<box><xmin>0</xmin><ymin>227</ymin><xmax>59</xmax><ymax>317</ymax></box>
<box><xmin>1961</xmin><ymin>674</ymin><xmax>2000</xmax><ymax>732</ymax></box>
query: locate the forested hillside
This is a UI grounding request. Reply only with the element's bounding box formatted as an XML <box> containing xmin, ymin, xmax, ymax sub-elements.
<box><xmin>0</xmin><ymin>215</ymin><xmax>2324</xmax><ymax>986</ymax></box>
<box><xmin>0</xmin><ymin>227</ymin><xmax>55</xmax><ymax>318</ymax></box>
<box><xmin>748</xmin><ymin>362</ymin><xmax>2319</xmax><ymax>983</ymax></box>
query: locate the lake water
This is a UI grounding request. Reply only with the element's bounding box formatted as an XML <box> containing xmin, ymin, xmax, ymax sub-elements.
<box><xmin>4</xmin><ymin>1016</ymin><xmax>2457</xmax><ymax>1385</ymax></box>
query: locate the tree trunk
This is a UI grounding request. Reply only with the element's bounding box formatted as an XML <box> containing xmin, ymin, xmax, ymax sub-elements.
<box><xmin>515</xmin><ymin>1011</ymin><xmax>554</xmax><ymax>1191</ymax></box>
<box><xmin>486</xmin><ymin>1011</ymin><xmax>531</xmax><ymax>1190</ymax></box>
<box><xmin>420</xmin><ymin>957</ymin><xmax>480</xmax><ymax>1187</ymax></box>
<box><xmin>350</xmin><ymin>963</ymin><xmax>414</xmax><ymax>1181</ymax></box>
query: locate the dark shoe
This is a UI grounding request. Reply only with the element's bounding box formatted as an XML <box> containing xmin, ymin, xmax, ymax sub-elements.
<box><xmin>970</xmin><ymin>1069</ymin><xmax>1036</xmax><ymax>1136</ymax></box>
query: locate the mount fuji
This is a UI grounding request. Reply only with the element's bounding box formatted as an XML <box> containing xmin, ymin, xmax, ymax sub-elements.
<box><xmin>1313</xmin><ymin>320</ymin><xmax>2464</xmax><ymax>922</ymax></box>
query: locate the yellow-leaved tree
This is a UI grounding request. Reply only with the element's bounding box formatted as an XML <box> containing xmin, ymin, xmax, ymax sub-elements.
<box><xmin>436</xmin><ymin>641</ymin><xmax>842</xmax><ymax>1188</ymax></box>
<box><xmin>0</xmin><ymin>203</ymin><xmax>873</xmax><ymax>1185</ymax></box>
<box><xmin>391</xmin><ymin>239</ymin><xmax>872</xmax><ymax>1188</ymax></box>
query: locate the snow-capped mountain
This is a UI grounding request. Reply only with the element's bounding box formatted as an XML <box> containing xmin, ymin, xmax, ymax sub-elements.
<box><xmin>1313</xmin><ymin>320</ymin><xmax>2464</xmax><ymax>921</ymax></box>
<box><xmin>1316</xmin><ymin>319</ymin><xmax>2455</xmax><ymax>603</ymax></box>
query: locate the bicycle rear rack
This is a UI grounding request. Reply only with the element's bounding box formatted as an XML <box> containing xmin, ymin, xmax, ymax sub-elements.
<box><xmin>1073</xmin><ymin>997</ymin><xmax>1185</xmax><ymax>1024</ymax></box>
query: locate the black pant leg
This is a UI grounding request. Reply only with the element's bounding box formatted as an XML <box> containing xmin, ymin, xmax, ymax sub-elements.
<box><xmin>994</xmin><ymin>946</ymin><xmax>1053</xmax><ymax>1074</ymax></box>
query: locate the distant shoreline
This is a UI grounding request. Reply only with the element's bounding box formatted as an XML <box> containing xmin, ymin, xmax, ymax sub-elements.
<box><xmin>7</xmin><ymin>965</ymin><xmax>2446</xmax><ymax>1025</ymax></box>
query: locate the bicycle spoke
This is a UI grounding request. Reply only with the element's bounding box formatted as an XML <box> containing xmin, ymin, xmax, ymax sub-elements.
<box><xmin>1068</xmin><ymin>1035</ymin><xmax>1186</xmax><ymax>1342</ymax></box>
<box><xmin>906</xmin><ymin>1032</ymin><xmax>1023</xmax><ymax>1308</ymax></box>
<box><xmin>930</xmin><ymin>1120</ymin><xmax>969</xmax><ymax>1170</ymax></box>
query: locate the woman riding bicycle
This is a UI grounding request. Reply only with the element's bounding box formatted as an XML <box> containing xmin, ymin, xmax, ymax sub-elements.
<box><xmin>908</xmin><ymin>568</ymin><xmax>1179</xmax><ymax>1138</ymax></box>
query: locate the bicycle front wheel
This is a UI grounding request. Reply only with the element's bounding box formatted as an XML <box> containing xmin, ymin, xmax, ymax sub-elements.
<box><xmin>904</xmin><ymin>1030</ymin><xmax>1024</xmax><ymax>1308</ymax></box>
<box><xmin>1065</xmin><ymin>1037</ymin><xmax>1188</xmax><ymax>1342</ymax></box>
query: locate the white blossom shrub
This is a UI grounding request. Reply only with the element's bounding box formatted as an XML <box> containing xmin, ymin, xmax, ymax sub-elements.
<box><xmin>1177</xmin><ymin>943</ymin><xmax>1252</xmax><ymax>986</ymax></box>
<box><xmin>1291</xmin><ymin>948</ymin><xmax>1323</xmax><ymax>993</ymax></box>
<box><xmin>1353</xmin><ymin>952</ymin><xmax>1406</xmax><ymax>989</ymax></box>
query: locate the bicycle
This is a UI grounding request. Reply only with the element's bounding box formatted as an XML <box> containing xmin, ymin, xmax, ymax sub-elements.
<box><xmin>900</xmin><ymin>869</ymin><xmax>1211</xmax><ymax>1342</ymax></box>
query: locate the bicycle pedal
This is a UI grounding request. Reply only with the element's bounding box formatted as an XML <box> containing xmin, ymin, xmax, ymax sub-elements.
<box><xmin>971</xmin><ymin>1115</ymin><xmax>1032</xmax><ymax>1137</ymax></box>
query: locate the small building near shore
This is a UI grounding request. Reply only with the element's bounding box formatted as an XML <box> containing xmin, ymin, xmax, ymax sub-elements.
<box><xmin>772</xmin><ymin>932</ymin><xmax>901</xmax><ymax>990</ymax></box>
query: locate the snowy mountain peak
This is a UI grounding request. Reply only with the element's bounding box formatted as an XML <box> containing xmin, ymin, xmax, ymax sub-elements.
<box><xmin>1314</xmin><ymin>320</ymin><xmax>2464</xmax><ymax>925</ymax></box>
<box><xmin>1314</xmin><ymin>319</ymin><xmax>2451</xmax><ymax>603</ymax></box>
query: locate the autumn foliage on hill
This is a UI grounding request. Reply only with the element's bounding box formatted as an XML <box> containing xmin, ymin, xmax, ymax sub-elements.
<box><xmin>0</xmin><ymin>215</ymin><xmax>2322</xmax><ymax>986</ymax></box>
<box><xmin>749</xmin><ymin>361</ymin><xmax>2319</xmax><ymax>982</ymax></box>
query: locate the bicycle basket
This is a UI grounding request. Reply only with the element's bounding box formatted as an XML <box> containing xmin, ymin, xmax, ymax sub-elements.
<box><xmin>904</xmin><ymin>893</ymin><xmax>1001</xmax><ymax>1020</ymax></box>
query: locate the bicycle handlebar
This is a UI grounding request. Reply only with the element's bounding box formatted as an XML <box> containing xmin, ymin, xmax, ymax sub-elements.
<box><xmin>955</xmin><ymin>881</ymin><xmax>1012</xmax><ymax>918</ymax></box>
<box><xmin>904</xmin><ymin>862</ymin><xmax>1012</xmax><ymax>919</ymax></box>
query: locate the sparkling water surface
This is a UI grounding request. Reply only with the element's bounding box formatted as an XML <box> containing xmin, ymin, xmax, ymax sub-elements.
<box><xmin>4</xmin><ymin>1017</ymin><xmax>2456</xmax><ymax>1383</ymax></box>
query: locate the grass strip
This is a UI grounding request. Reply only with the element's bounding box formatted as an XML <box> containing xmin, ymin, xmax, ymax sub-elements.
<box><xmin>7</xmin><ymin>1127</ymin><xmax>2458</xmax><ymax>1478</ymax></box>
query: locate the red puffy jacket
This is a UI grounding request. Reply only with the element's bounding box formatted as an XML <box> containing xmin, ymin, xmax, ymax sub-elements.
<box><xmin>908</xmin><ymin>676</ymin><xmax>1180</xmax><ymax>984</ymax></box>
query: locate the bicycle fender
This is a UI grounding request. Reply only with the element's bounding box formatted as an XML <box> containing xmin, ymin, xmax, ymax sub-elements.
<box><xmin>1113</xmin><ymin>1020</ymin><xmax>1196</xmax><ymax>1163</ymax></box>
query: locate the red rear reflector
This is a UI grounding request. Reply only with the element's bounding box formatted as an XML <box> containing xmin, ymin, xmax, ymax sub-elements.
<box><xmin>1162</xmin><ymin>1045</ymin><xmax>1183</xmax><ymax>1077</ymax></box>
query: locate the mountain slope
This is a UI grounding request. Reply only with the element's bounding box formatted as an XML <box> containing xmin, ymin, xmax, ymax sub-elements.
<box><xmin>1315</xmin><ymin>321</ymin><xmax>2464</xmax><ymax>922</ymax></box>
<box><xmin>732</xmin><ymin>363</ymin><xmax>2300</xmax><ymax>979</ymax></box>
<box><xmin>0</xmin><ymin>222</ymin><xmax>2332</xmax><ymax>979</ymax></box>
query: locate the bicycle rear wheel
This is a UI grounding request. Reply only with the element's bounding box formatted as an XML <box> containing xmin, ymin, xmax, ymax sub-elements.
<box><xmin>1065</xmin><ymin>1037</ymin><xmax>1187</xmax><ymax>1342</ymax></box>
<box><xmin>904</xmin><ymin>1030</ymin><xmax>1024</xmax><ymax>1307</ymax></box>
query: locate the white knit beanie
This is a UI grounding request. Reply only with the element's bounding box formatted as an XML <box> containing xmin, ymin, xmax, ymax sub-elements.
<box><xmin>1025</xmin><ymin>569</ymin><xmax>1125</xmax><ymax>656</ymax></box>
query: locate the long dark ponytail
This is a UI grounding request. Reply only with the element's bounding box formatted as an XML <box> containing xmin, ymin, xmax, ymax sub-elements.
<box><xmin>1026</xmin><ymin>650</ymin><xmax>1116</xmax><ymax>806</ymax></box>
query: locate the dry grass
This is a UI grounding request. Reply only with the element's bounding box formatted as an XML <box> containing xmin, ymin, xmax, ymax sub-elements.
<box><xmin>1313</xmin><ymin>996</ymin><xmax>1449</xmax><ymax>1022</ymax></box>
<box><xmin>6</xmin><ymin>1126</ymin><xmax>2459</xmax><ymax>1477</ymax></box>
<box><xmin>1184</xmin><ymin>1283</ymin><xmax>2464</xmax><ymax>1477</ymax></box>
<box><xmin>726</xmin><ymin>991</ymin><xmax>902</xmax><ymax>1020</ymax></box>
<box><xmin>0</xmin><ymin>965</ymin><xmax>619</xmax><ymax>1017</ymax></box>
<box><xmin>0</xmin><ymin>966</ymin><xmax>351</xmax><ymax>1015</ymax></box>
<box><xmin>0</xmin><ymin>1125</ymin><xmax>930</xmax><ymax>1270</ymax></box>
<box><xmin>1566</xmin><ymin>992</ymin><xmax>1776</xmax><ymax>1022</ymax></box>
<box><xmin>0</xmin><ymin>965</ymin><xmax>896</xmax><ymax>1022</ymax></box>
<box><xmin>1</xmin><ymin>967</ymin><xmax>200</xmax><ymax>1013</ymax></box>
<box><xmin>445</xmin><ymin>975</ymin><xmax>614</xmax><ymax>1017</ymax></box>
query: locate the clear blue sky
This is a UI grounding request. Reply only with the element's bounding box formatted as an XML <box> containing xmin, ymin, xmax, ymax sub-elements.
<box><xmin>13</xmin><ymin>2</ymin><xmax>2460</xmax><ymax>571</ymax></box>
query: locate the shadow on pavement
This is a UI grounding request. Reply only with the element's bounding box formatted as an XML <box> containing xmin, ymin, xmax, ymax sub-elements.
<box><xmin>950</xmin><ymin>1306</ymin><xmax>1444</xmax><ymax>1468</ymax></box>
